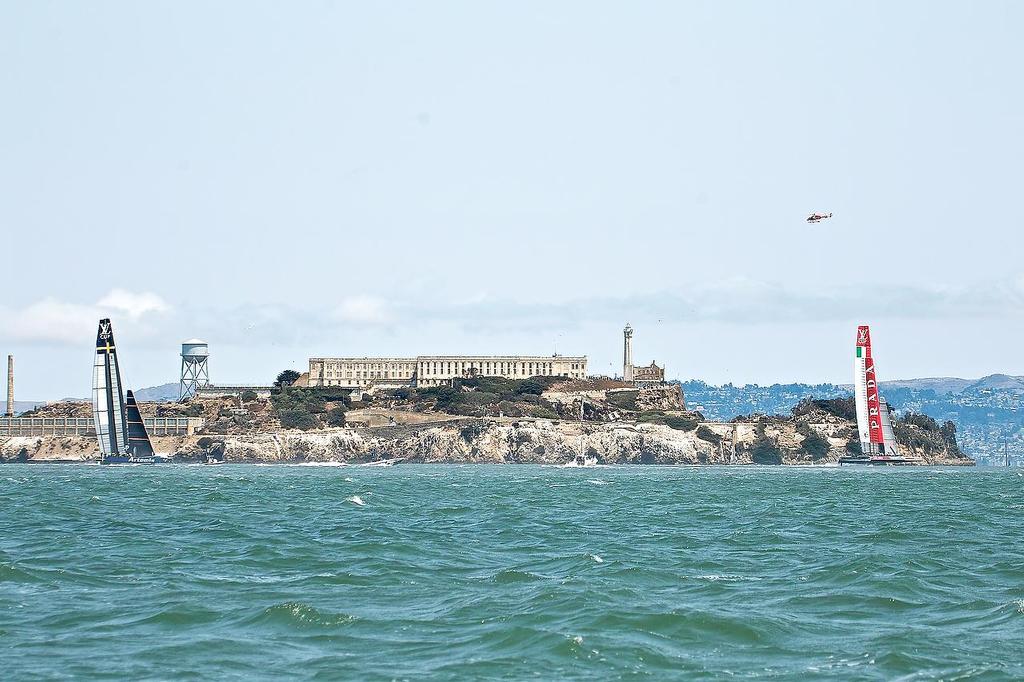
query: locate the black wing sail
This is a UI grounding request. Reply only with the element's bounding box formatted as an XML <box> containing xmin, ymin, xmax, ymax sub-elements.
<box><xmin>125</xmin><ymin>390</ymin><xmax>155</xmax><ymax>458</ymax></box>
<box><xmin>92</xmin><ymin>318</ymin><xmax>128</xmax><ymax>455</ymax></box>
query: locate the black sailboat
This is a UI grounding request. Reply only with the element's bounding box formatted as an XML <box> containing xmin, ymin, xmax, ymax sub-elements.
<box><xmin>92</xmin><ymin>318</ymin><xmax>162</xmax><ymax>464</ymax></box>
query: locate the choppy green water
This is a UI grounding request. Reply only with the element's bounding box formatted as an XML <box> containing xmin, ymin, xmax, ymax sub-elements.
<box><xmin>1</xmin><ymin>465</ymin><xmax>1022</xmax><ymax>680</ymax></box>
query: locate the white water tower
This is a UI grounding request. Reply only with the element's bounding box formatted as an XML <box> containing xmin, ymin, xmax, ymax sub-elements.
<box><xmin>179</xmin><ymin>339</ymin><xmax>210</xmax><ymax>401</ymax></box>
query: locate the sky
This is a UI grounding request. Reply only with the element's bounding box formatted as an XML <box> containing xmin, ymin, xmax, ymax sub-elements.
<box><xmin>2</xmin><ymin>1</ymin><xmax>1023</xmax><ymax>399</ymax></box>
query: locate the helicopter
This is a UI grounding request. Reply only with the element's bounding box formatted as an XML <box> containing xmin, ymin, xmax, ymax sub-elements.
<box><xmin>806</xmin><ymin>212</ymin><xmax>833</xmax><ymax>224</ymax></box>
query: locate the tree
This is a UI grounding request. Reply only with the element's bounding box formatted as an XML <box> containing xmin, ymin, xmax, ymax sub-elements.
<box><xmin>428</xmin><ymin>386</ymin><xmax>463</xmax><ymax>412</ymax></box>
<box><xmin>516</xmin><ymin>378</ymin><xmax>546</xmax><ymax>396</ymax></box>
<box><xmin>940</xmin><ymin>420</ymin><xmax>963</xmax><ymax>455</ymax></box>
<box><xmin>750</xmin><ymin>438</ymin><xmax>783</xmax><ymax>464</ymax></box>
<box><xmin>900</xmin><ymin>412</ymin><xmax>939</xmax><ymax>431</ymax></box>
<box><xmin>792</xmin><ymin>397</ymin><xmax>857</xmax><ymax>421</ymax></box>
<box><xmin>276</xmin><ymin>370</ymin><xmax>301</xmax><ymax>387</ymax></box>
<box><xmin>325</xmin><ymin>406</ymin><xmax>347</xmax><ymax>427</ymax></box>
<box><xmin>696</xmin><ymin>425</ymin><xmax>722</xmax><ymax>445</ymax></box>
<box><xmin>749</xmin><ymin>425</ymin><xmax>782</xmax><ymax>464</ymax></box>
<box><xmin>278</xmin><ymin>408</ymin><xmax>318</xmax><ymax>431</ymax></box>
<box><xmin>240</xmin><ymin>390</ymin><xmax>257</xmax><ymax>402</ymax></box>
<box><xmin>663</xmin><ymin>414</ymin><xmax>699</xmax><ymax>431</ymax></box>
<box><xmin>799</xmin><ymin>430</ymin><xmax>830</xmax><ymax>460</ymax></box>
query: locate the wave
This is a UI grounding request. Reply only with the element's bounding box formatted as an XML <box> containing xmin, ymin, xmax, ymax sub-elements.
<box><xmin>492</xmin><ymin>569</ymin><xmax>544</xmax><ymax>584</ymax></box>
<box><xmin>4</xmin><ymin>464</ymin><xmax>1024</xmax><ymax>679</ymax></box>
<box><xmin>250</xmin><ymin>602</ymin><xmax>357</xmax><ymax>629</ymax></box>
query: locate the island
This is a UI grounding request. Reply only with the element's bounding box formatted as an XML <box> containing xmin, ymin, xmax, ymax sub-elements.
<box><xmin>1</xmin><ymin>376</ymin><xmax>973</xmax><ymax>465</ymax></box>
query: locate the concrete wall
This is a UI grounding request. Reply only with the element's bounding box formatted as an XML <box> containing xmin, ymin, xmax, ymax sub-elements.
<box><xmin>0</xmin><ymin>417</ymin><xmax>204</xmax><ymax>437</ymax></box>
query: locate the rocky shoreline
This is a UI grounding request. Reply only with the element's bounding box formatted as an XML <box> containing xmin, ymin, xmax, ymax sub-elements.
<box><xmin>2</xmin><ymin>383</ymin><xmax>974</xmax><ymax>466</ymax></box>
<box><xmin>1</xmin><ymin>416</ymin><xmax>974</xmax><ymax>466</ymax></box>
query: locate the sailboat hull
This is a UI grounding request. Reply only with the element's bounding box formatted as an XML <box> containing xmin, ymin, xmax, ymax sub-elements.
<box><xmin>101</xmin><ymin>455</ymin><xmax>169</xmax><ymax>465</ymax></box>
<box><xmin>839</xmin><ymin>455</ymin><xmax>921</xmax><ymax>466</ymax></box>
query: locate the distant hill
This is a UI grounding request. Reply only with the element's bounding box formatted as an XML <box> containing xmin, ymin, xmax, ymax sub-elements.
<box><xmin>10</xmin><ymin>401</ymin><xmax>46</xmax><ymax>416</ymax></box>
<box><xmin>838</xmin><ymin>375</ymin><xmax>1024</xmax><ymax>395</ymax></box>
<box><xmin>878</xmin><ymin>377</ymin><xmax>975</xmax><ymax>394</ymax></box>
<box><xmin>963</xmin><ymin>374</ymin><xmax>1024</xmax><ymax>392</ymax></box>
<box><xmin>133</xmin><ymin>383</ymin><xmax>180</xmax><ymax>402</ymax></box>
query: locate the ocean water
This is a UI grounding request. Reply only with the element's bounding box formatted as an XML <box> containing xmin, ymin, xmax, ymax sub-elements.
<box><xmin>1</xmin><ymin>465</ymin><xmax>1022</xmax><ymax>680</ymax></box>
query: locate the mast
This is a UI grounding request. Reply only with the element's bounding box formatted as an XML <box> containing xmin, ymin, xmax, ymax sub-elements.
<box><xmin>854</xmin><ymin>325</ymin><xmax>885</xmax><ymax>455</ymax></box>
<box><xmin>92</xmin><ymin>318</ymin><xmax>128</xmax><ymax>455</ymax></box>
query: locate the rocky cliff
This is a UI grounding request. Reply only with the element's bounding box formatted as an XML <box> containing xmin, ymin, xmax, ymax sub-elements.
<box><xmin>2</xmin><ymin>413</ymin><xmax>972</xmax><ymax>466</ymax></box>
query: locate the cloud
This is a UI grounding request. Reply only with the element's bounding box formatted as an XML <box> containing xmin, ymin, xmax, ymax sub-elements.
<box><xmin>333</xmin><ymin>296</ymin><xmax>392</xmax><ymax>325</ymax></box>
<box><xmin>396</xmin><ymin>275</ymin><xmax>1024</xmax><ymax>332</ymax></box>
<box><xmin>0</xmin><ymin>290</ymin><xmax>171</xmax><ymax>345</ymax></box>
<box><xmin>5</xmin><ymin>275</ymin><xmax>1022</xmax><ymax>350</ymax></box>
<box><xmin>97</xmin><ymin>290</ymin><xmax>170</xmax><ymax>318</ymax></box>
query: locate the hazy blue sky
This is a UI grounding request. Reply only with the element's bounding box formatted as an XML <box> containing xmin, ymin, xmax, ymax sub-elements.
<box><xmin>2</xmin><ymin>1</ymin><xmax>1022</xmax><ymax>398</ymax></box>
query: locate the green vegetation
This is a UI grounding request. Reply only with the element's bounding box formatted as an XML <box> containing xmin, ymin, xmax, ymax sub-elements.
<box><xmin>196</xmin><ymin>436</ymin><xmax>226</xmax><ymax>460</ymax></box>
<box><xmin>420</xmin><ymin>385</ymin><xmax>463</xmax><ymax>411</ymax></box>
<box><xmin>748</xmin><ymin>424</ymin><xmax>782</xmax><ymax>464</ymax></box>
<box><xmin>497</xmin><ymin>400</ymin><xmax>521</xmax><ymax>417</ymax></box>
<box><xmin>797</xmin><ymin>423</ymin><xmax>830</xmax><ymax>460</ymax></box>
<box><xmin>460</xmin><ymin>422</ymin><xmax>488</xmax><ymax>442</ymax></box>
<box><xmin>268</xmin><ymin>385</ymin><xmax>352</xmax><ymax>430</ymax></box>
<box><xmin>896</xmin><ymin>412</ymin><xmax>964</xmax><ymax>456</ymax></box>
<box><xmin>606</xmin><ymin>390</ymin><xmax>638</xmax><ymax>411</ymax></box>
<box><xmin>415</xmin><ymin>376</ymin><xmax>563</xmax><ymax>417</ymax></box>
<box><xmin>275</xmin><ymin>370</ymin><xmax>301</xmax><ymax>387</ymax></box>
<box><xmin>0</xmin><ymin>447</ymin><xmax>31</xmax><ymax>463</ymax></box>
<box><xmin>637</xmin><ymin>411</ymin><xmax>700</xmax><ymax>431</ymax></box>
<box><xmin>278</xmin><ymin>408</ymin><xmax>318</xmax><ymax>431</ymax></box>
<box><xmin>325</xmin><ymin>406</ymin><xmax>347</xmax><ymax>427</ymax></box>
<box><xmin>529</xmin><ymin>406</ymin><xmax>559</xmax><ymax>419</ymax></box>
<box><xmin>940</xmin><ymin>421</ymin><xmax>960</xmax><ymax>451</ymax></box>
<box><xmin>696</xmin><ymin>425</ymin><xmax>722</xmax><ymax>445</ymax></box>
<box><xmin>792</xmin><ymin>397</ymin><xmax>857</xmax><ymax>421</ymax></box>
<box><xmin>240</xmin><ymin>390</ymin><xmax>257</xmax><ymax>403</ymax></box>
<box><xmin>517</xmin><ymin>378</ymin><xmax>548</xmax><ymax>395</ymax></box>
<box><xmin>900</xmin><ymin>412</ymin><xmax>939</xmax><ymax>431</ymax></box>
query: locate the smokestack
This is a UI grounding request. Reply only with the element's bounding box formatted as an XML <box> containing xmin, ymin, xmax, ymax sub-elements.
<box><xmin>6</xmin><ymin>355</ymin><xmax>13</xmax><ymax>417</ymax></box>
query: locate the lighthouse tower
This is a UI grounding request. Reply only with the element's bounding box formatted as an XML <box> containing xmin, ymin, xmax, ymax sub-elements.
<box><xmin>623</xmin><ymin>324</ymin><xmax>634</xmax><ymax>383</ymax></box>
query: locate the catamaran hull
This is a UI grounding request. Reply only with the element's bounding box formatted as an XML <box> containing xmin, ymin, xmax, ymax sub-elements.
<box><xmin>101</xmin><ymin>456</ymin><xmax>170</xmax><ymax>465</ymax></box>
<box><xmin>839</xmin><ymin>456</ymin><xmax>920</xmax><ymax>466</ymax></box>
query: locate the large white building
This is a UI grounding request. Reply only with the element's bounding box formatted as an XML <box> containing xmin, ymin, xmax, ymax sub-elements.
<box><xmin>307</xmin><ymin>355</ymin><xmax>588</xmax><ymax>389</ymax></box>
